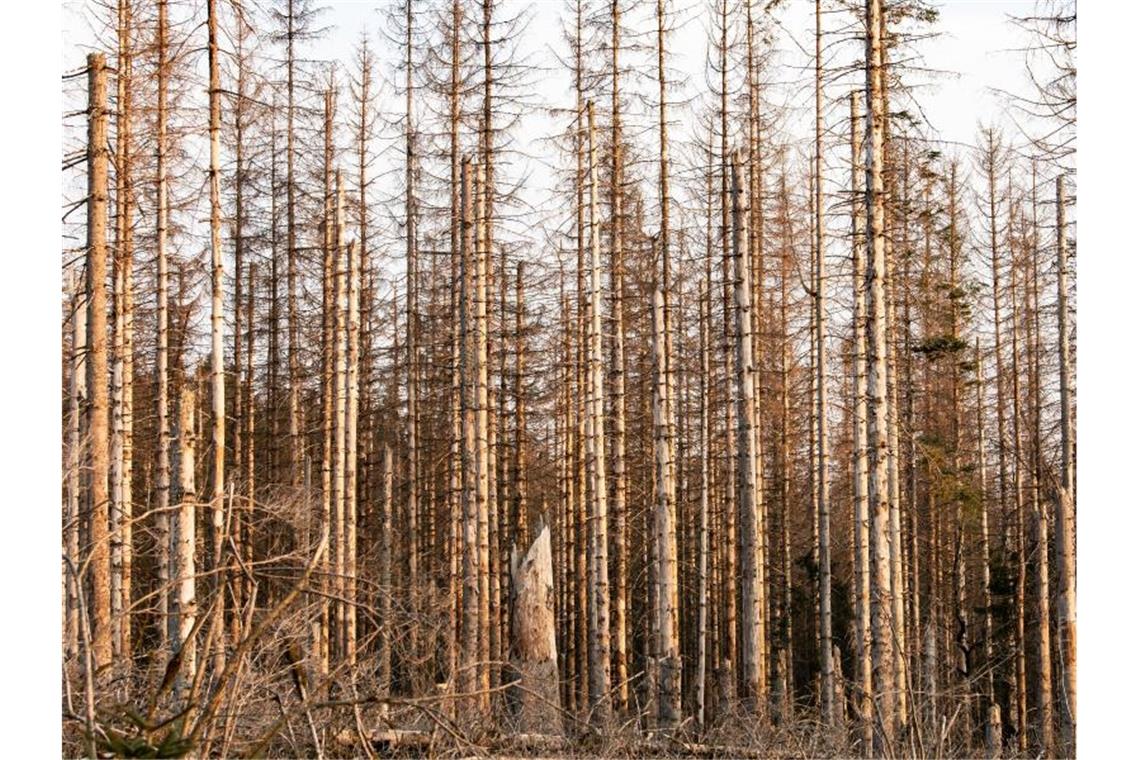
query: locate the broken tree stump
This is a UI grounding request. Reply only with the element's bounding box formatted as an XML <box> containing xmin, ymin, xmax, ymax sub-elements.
<box><xmin>507</xmin><ymin>521</ymin><xmax>561</xmax><ymax>735</ymax></box>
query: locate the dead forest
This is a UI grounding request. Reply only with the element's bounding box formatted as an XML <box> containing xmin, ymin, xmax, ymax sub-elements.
<box><xmin>60</xmin><ymin>0</ymin><xmax>1077</xmax><ymax>756</ymax></box>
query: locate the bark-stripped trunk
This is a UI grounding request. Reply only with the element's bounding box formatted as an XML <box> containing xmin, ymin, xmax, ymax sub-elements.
<box><xmin>318</xmin><ymin>87</ymin><xmax>335</xmax><ymax>679</ymax></box>
<box><xmin>697</xmin><ymin>279</ymin><xmax>710</xmax><ymax>729</ymax></box>
<box><xmin>174</xmin><ymin>386</ymin><xmax>197</xmax><ymax>680</ymax></box>
<box><xmin>111</xmin><ymin>0</ymin><xmax>135</xmax><ymax>665</ymax></box>
<box><xmin>405</xmin><ymin>2</ymin><xmax>421</xmax><ymax>669</ymax></box>
<box><xmin>608</xmin><ymin>0</ymin><xmax>630</xmax><ymax>713</ymax></box>
<box><xmin>1054</xmin><ymin>176</ymin><xmax>1076</xmax><ymax>739</ymax></box>
<box><xmin>474</xmin><ymin>161</ymin><xmax>492</xmax><ymax>711</ymax></box>
<box><xmin>976</xmin><ymin>339</ymin><xmax>998</xmax><ymax>746</ymax></box>
<box><xmin>67</xmin><ymin>270</ymin><xmax>87</xmax><ymax>660</ymax></box>
<box><xmin>154</xmin><ymin>0</ymin><xmax>171</xmax><ymax>653</ymax></box>
<box><xmin>1029</xmin><ymin>173</ymin><xmax>1054</xmax><ymax>758</ymax></box>
<box><xmin>447</xmin><ymin>0</ymin><xmax>463</xmax><ymax>706</ymax></box>
<box><xmin>286</xmin><ymin>0</ymin><xmax>301</xmax><ymax>490</ymax></box>
<box><xmin>207</xmin><ymin>0</ymin><xmax>226</xmax><ymax>674</ymax></box>
<box><xmin>510</xmin><ymin>524</ymin><xmax>560</xmax><ymax>733</ymax></box>
<box><xmin>850</xmin><ymin>88</ymin><xmax>873</xmax><ymax>753</ymax></box>
<box><xmin>332</xmin><ymin>175</ymin><xmax>348</xmax><ymax>663</ymax></box>
<box><xmin>380</xmin><ymin>444</ymin><xmax>394</xmax><ymax>694</ymax></box>
<box><xmin>584</xmin><ymin>101</ymin><xmax>612</xmax><ymax>724</ymax></box>
<box><xmin>459</xmin><ymin>156</ymin><xmax>480</xmax><ymax>705</ymax></box>
<box><xmin>864</xmin><ymin>0</ymin><xmax>896</xmax><ymax>748</ymax></box>
<box><xmin>345</xmin><ymin>235</ymin><xmax>360</xmax><ymax>667</ymax></box>
<box><xmin>86</xmin><ymin>52</ymin><xmax>113</xmax><ymax>672</ymax></box>
<box><xmin>652</xmin><ymin>288</ymin><xmax>681</xmax><ymax>727</ymax></box>
<box><xmin>731</xmin><ymin>152</ymin><xmax>763</xmax><ymax>714</ymax></box>
<box><xmin>813</xmin><ymin>0</ymin><xmax>833</xmax><ymax>723</ymax></box>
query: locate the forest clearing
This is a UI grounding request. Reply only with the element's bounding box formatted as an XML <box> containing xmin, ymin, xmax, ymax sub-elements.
<box><xmin>58</xmin><ymin>0</ymin><xmax>1078</xmax><ymax>757</ymax></box>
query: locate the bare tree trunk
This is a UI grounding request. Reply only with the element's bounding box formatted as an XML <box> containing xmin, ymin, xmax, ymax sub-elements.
<box><xmin>850</xmin><ymin>89</ymin><xmax>873</xmax><ymax>754</ymax></box>
<box><xmin>512</xmin><ymin>263</ymin><xmax>529</xmax><ymax>554</ymax></box>
<box><xmin>381</xmin><ymin>444</ymin><xmax>394</xmax><ymax>695</ymax></box>
<box><xmin>608</xmin><ymin>0</ymin><xmax>630</xmax><ymax>713</ymax></box>
<box><xmin>447</xmin><ymin>3</ymin><xmax>463</xmax><ymax>705</ymax></box>
<box><xmin>207</xmin><ymin>0</ymin><xmax>227</xmax><ymax>675</ymax></box>
<box><xmin>345</xmin><ymin>235</ymin><xmax>360</xmax><ymax>667</ymax></box>
<box><xmin>111</xmin><ymin>0</ymin><xmax>135</xmax><ymax>665</ymax></box>
<box><xmin>319</xmin><ymin>87</ymin><xmax>335</xmax><ymax>681</ymax></box>
<box><xmin>976</xmin><ymin>339</ymin><xmax>999</xmax><ymax>747</ymax></box>
<box><xmin>474</xmin><ymin>160</ymin><xmax>492</xmax><ymax>712</ymax></box>
<box><xmin>697</xmin><ymin>280</ymin><xmax>711</xmax><ymax>729</ymax></box>
<box><xmin>1054</xmin><ymin>176</ymin><xmax>1076</xmax><ymax>739</ymax></box>
<box><xmin>583</xmin><ymin>101</ymin><xmax>612</xmax><ymax>725</ymax></box>
<box><xmin>731</xmin><ymin>151</ymin><xmax>763</xmax><ymax>715</ymax></box>
<box><xmin>510</xmin><ymin>524</ymin><xmax>561</xmax><ymax>734</ymax></box>
<box><xmin>813</xmin><ymin>0</ymin><xmax>833</xmax><ymax>724</ymax></box>
<box><xmin>1010</xmin><ymin>201</ymin><xmax>1029</xmax><ymax>751</ymax></box>
<box><xmin>459</xmin><ymin>156</ymin><xmax>480</xmax><ymax>706</ymax></box>
<box><xmin>86</xmin><ymin>52</ymin><xmax>113</xmax><ymax>672</ymax></box>
<box><xmin>154</xmin><ymin>0</ymin><xmax>171</xmax><ymax>654</ymax></box>
<box><xmin>1028</xmin><ymin>172</ymin><xmax>1053</xmax><ymax>758</ymax></box>
<box><xmin>331</xmin><ymin>174</ymin><xmax>348</xmax><ymax>664</ymax></box>
<box><xmin>174</xmin><ymin>386</ymin><xmax>198</xmax><ymax>680</ymax></box>
<box><xmin>405</xmin><ymin>2</ymin><xmax>421</xmax><ymax>672</ymax></box>
<box><xmin>67</xmin><ymin>269</ymin><xmax>87</xmax><ymax>661</ymax></box>
<box><xmin>864</xmin><ymin>0</ymin><xmax>896</xmax><ymax>748</ymax></box>
<box><xmin>652</xmin><ymin>288</ymin><xmax>681</xmax><ymax>728</ymax></box>
<box><xmin>285</xmin><ymin>0</ymin><xmax>301</xmax><ymax>491</ymax></box>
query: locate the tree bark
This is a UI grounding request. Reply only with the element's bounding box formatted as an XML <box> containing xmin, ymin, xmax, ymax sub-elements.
<box><xmin>207</xmin><ymin>0</ymin><xmax>227</xmax><ymax>675</ymax></box>
<box><xmin>86</xmin><ymin>52</ymin><xmax>113</xmax><ymax>672</ymax></box>
<box><xmin>652</xmin><ymin>288</ymin><xmax>681</xmax><ymax>728</ymax></box>
<box><xmin>1054</xmin><ymin>175</ymin><xmax>1076</xmax><ymax>739</ymax></box>
<box><xmin>864</xmin><ymin>0</ymin><xmax>896</xmax><ymax>748</ymax></box>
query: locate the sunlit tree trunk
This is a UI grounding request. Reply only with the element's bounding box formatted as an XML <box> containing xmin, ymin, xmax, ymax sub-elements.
<box><xmin>86</xmin><ymin>52</ymin><xmax>113</xmax><ymax>672</ymax></box>
<box><xmin>67</xmin><ymin>270</ymin><xmax>87</xmax><ymax>660</ymax></box>
<box><xmin>206</xmin><ymin>0</ymin><xmax>227</xmax><ymax>674</ymax></box>
<box><xmin>174</xmin><ymin>385</ymin><xmax>198</xmax><ymax>679</ymax></box>
<box><xmin>608</xmin><ymin>0</ymin><xmax>630</xmax><ymax>712</ymax></box>
<box><xmin>813</xmin><ymin>0</ymin><xmax>833</xmax><ymax>724</ymax></box>
<box><xmin>652</xmin><ymin>287</ymin><xmax>681</xmax><ymax>727</ymax></box>
<box><xmin>154</xmin><ymin>0</ymin><xmax>171</xmax><ymax>654</ymax></box>
<box><xmin>1054</xmin><ymin>175</ymin><xmax>1076</xmax><ymax>738</ymax></box>
<box><xmin>850</xmin><ymin>89</ymin><xmax>873</xmax><ymax>753</ymax></box>
<box><xmin>864</xmin><ymin>0</ymin><xmax>896</xmax><ymax>747</ymax></box>
<box><xmin>731</xmin><ymin>151</ymin><xmax>763</xmax><ymax>715</ymax></box>
<box><xmin>583</xmin><ymin>101</ymin><xmax>612</xmax><ymax>724</ymax></box>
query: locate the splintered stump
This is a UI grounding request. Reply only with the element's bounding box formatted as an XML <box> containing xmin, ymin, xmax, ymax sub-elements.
<box><xmin>508</xmin><ymin>522</ymin><xmax>561</xmax><ymax>735</ymax></box>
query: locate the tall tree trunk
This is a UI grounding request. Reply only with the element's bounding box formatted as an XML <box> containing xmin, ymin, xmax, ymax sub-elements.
<box><xmin>608</xmin><ymin>0</ymin><xmax>630</xmax><ymax>713</ymax></box>
<box><xmin>286</xmin><ymin>0</ymin><xmax>301</xmax><ymax>490</ymax></box>
<box><xmin>652</xmin><ymin>288</ymin><xmax>681</xmax><ymax>727</ymax></box>
<box><xmin>111</xmin><ymin>0</ymin><xmax>135</xmax><ymax>665</ymax></box>
<box><xmin>864</xmin><ymin>0</ymin><xmax>896</xmax><ymax>748</ymax></box>
<box><xmin>207</xmin><ymin>0</ymin><xmax>227</xmax><ymax>675</ymax></box>
<box><xmin>583</xmin><ymin>101</ymin><xmax>612</xmax><ymax>724</ymax></box>
<box><xmin>67</xmin><ymin>269</ymin><xmax>87</xmax><ymax>660</ymax></box>
<box><xmin>86</xmin><ymin>52</ymin><xmax>113</xmax><ymax>672</ymax></box>
<box><xmin>345</xmin><ymin>236</ymin><xmax>360</xmax><ymax>667</ymax></box>
<box><xmin>380</xmin><ymin>444</ymin><xmax>394</xmax><ymax>695</ymax></box>
<box><xmin>813</xmin><ymin>0</ymin><xmax>833</xmax><ymax>724</ymax></box>
<box><xmin>319</xmin><ymin>87</ymin><xmax>335</xmax><ymax>680</ymax></box>
<box><xmin>474</xmin><ymin>160</ymin><xmax>493</xmax><ymax>711</ymax></box>
<box><xmin>850</xmin><ymin>89</ymin><xmax>873</xmax><ymax>754</ymax></box>
<box><xmin>1054</xmin><ymin>175</ymin><xmax>1076</xmax><ymax>739</ymax></box>
<box><xmin>405</xmin><ymin>1</ymin><xmax>421</xmax><ymax>670</ymax></box>
<box><xmin>174</xmin><ymin>385</ymin><xmax>198</xmax><ymax>680</ymax></box>
<box><xmin>731</xmin><ymin>151</ymin><xmax>763</xmax><ymax>715</ymax></box>
<box><xmin>154</xmin><ymin>0</ymin><xmax>171</xmax><ymax>654</ymax></box>
<box><xmin>697</xmin><ymin>279</ymin><xmax>710</xmax><ymax>729</ymax></box>
<box><xmin>332</xmin><ymin>174</ymin><xmax>348</xmax><ymax>663</ymax></box>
